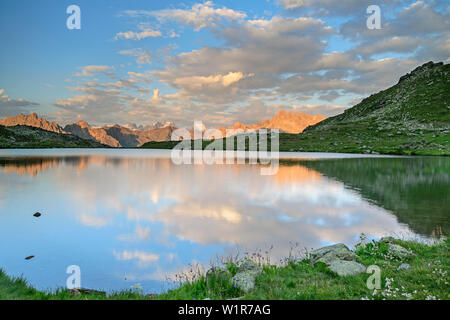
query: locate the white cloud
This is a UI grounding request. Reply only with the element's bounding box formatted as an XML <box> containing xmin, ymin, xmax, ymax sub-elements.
<box><xmin>119</xmin><ymin>48</ymin><xmax>152</xmax><ymax>65</ymax></box>
<box><xmin>125</xmin><ymin>1</ymin><xmax>247</xmax><ymax>31</ymax></box>
<box><xmin>79</xmin><ymin>213</ymin><xmax>109</xmax><ymax>227</ymax></box>
<box><xmin>173</xmin><ymin>71</ymin><xmax>248</xmax><ymax>88</ymax></box>
<box><xmin>0</xmin><ymin>89</ymin><xmax>39</xmax><ymax>117</ymax></box>
<box><xmin>151</xmin><ymin>15</ymin><xmax>334</xmax><ymax>106</ymax></box>
<box><xmin>54</xmin><ymin>84</ymin><xmax>132</xmax><ymax>125</ymax></box>
<box><xmin>113</xmin><ymin>250</ymin><xmax>160</xmax><ymax>265</ymax></box>
<box><xmin>278</xmin><ymin>0</ymin><xmax>400</xmax><ymax>16</ymax></box>
<box><xmin>75</xmin><ymin>65</ymin><xmax>116</xmax><ymax>78</ymax></box>
<box><xmin>46</xmin><ymin>1</ymin><xmax>449</xmax><ymax>127</ymax></box>
<box><xmin>115</xmin><ymin>29</ymin><xmax>161</xmax><ymax>40</ymax></box>
<box><xmin>354</xmin><ymin>36</ymin><xmax>423</xmax><ymax>58</ymax></box>
<box><xmin>152</xmin><ymin>89</ymin><xmax>162</xmax><ymax>103</ymax></box>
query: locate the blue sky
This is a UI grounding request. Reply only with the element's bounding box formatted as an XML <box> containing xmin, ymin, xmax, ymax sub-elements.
<box><xmin>0</xmin><ymin>0</ymin><xmax>448</xmax><ymax>127</ymax></box>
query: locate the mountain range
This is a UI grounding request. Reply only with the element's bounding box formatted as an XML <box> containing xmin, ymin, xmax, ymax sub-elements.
<box><xmin>142</xmin><ymin>61</ymin><xmax>449</xmax><ymax>156</ymax></box>
<box><xmin>0</xmin><ymin>124</ymin><xmax>105</xmax><ymax>149</ymax></box>
<box><xmin>2</xmin><ymin>61</ymin><xmax>447</xmax><ymax>155</ymax></box>
<box><xmin>0</xmin><ymin>114</ymin><xmax>177</xmax><ymax>148</ymax></box>
<box><xmin>0</xmin><ymin>110</ymin><xmax>325</xmax><ymax>148</ymax></box>
<box><xmin>218</xmin><ymin>110</ymin><xmax>325</xmax><ymax>136</ymax></box>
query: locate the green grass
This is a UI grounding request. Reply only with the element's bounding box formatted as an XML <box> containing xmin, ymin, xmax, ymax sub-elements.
<box><xmin>0</xmin><ymin>125</ymin><xmax>107</xmax><ymax>149</ymax></box>
<box><xmin>160</xmin><ymin>238</ymin><xmax>449</xmax><ymax>300</ymax></box>
<box><xmin>141</xmin><ymin>130</ymin><xmax>449</xmax><ymax>156</ymax></box>
<box><xmin>291</xmin><ymin>62</ymin><xmax>450</xmax><ymax>156</ymax></box>
<box><xmin>1</xmin><ymin>238</ymin><xmax>448</xmax><ymax>300</ymax></box>
<box><xmin>0</xmin><ymin>270</ymin><xmax>149</xmax><ymax>300</ymax></box>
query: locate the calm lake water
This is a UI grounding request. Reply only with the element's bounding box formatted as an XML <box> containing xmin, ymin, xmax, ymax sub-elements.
<box><xmin>0</xmin><ymin>149</ymin><xmax>448</xmax><ymax>294</ymax></box>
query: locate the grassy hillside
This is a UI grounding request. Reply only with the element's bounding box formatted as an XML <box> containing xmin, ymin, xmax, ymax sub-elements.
<box><xmin>285</xmin><ymin>61</ymin><xmax>450</xmax><ymax>155</ymax></box>
<box><xmin>0</xmin><ymin>125</ymin><xmax>107</xmax><ymax>148</ymax></box>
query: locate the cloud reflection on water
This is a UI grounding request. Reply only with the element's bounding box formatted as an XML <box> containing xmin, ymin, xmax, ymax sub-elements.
<box><xmin>0</xmin><ymin>153</ymin><xmax>420</xmax><ymax>292</ymax></box>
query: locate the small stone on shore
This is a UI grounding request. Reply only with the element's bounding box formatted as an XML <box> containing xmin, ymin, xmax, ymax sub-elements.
<box><xmin>69</xmin><ymin>288</ymin><xmax>106</xmax><ymax>296</ymax></box>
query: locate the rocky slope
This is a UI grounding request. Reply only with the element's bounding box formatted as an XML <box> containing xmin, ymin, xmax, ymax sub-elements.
<box><xmin>0</xmin><ymin>114</ymin><xmax>178</xmax><ymax>148</ymax></box>
<box><xmin>0</xmin><ymin>125</ymin><xmax>106</xmax><ymax>148</ymax></box>
<box><xmin>133</xmin><ymin>126</ymin><xmax>176</xmax><ymax>146</ymax></box>
<box><xmin>63</xmin><ymin>122</ymin><xmax>177</xmax><ymax>147</ymax></box>
<box><xmin>0</xmin><ymin>109</ymin><xmax>323</xmax><ymax>148</ymax></box>
<box><xmin>0</xmin><ymin>113</ymin><xmax>64</xmax><ymax>133</ymax></box>
<box><xmin>218</xmin><ymin>110</ymin><xmax>325</xmax><ymax>136</ymax></box>
<box><xmin>63</xmin><ymin>121</ymin><xmax>122</xmax><ymax>148</ymax></box>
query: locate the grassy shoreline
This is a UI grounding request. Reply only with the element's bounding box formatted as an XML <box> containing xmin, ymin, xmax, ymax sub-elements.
<box><xmin>1</xmin><ymin>131</ymin><xmax>448</xmax><ymax>156</ymax></box>
<box><xmin>140</xmin><ymin>132</ymin><xmax>450</xmax><ymax>156</ymax></box>
<box><xmin>1</xmin><ymin>237</ymin><xmax>448</xmax><ymax>300</ymax></box>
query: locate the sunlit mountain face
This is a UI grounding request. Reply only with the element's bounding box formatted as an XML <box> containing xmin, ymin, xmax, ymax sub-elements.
<box><xmin>0</xmin><ymin>110</ymin><xmax>326</xmax><ymax>147</ymax></box>
<box><xmin>1</xmin><ymin>150</ymin><xmax>446</xmax><ymax>294</ymax></box>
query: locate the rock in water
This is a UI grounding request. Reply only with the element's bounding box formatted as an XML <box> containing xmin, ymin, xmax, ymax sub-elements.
<box><xmin>25</xmin><ymin>256</ymin><xmax>35</xmax><ymax>260</ymax></box>
<box><xmin>33</xmin><ymin>212</ymin><xmax>41</xmax><ymax>217</ymax></box>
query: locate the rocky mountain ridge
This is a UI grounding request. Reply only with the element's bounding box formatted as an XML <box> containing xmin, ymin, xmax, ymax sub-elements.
<box><xmin>0</xmin><ymin>109</ymin><xmax>326</xmax><ymax>147</ymax></box>
<box><xmin>0</xmin><ymin>114</ymin><xmax>177</xmax><ymax>148</ymax></box>
<box><xmin>0</xmin><ymin>113</ymin><xmax>64</xmax><ymax>134</ymax></box>
<box><xmin>218</xmin><ymin>110</ymin><xmax>325</xmax><ymax>136</ymax></box>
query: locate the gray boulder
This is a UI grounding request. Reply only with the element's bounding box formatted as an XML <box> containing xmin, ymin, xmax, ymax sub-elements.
<box><xmin>378</xmin><ymin>237</ymin><xmax>414</xmax><ymax>258</ymax></box>
<box><xmin>388</xmin><ymin>243</ymin><xmax>414</xmax><ymax>258</ymax></box>
<box><xmin>232</xmin><ymin>260</ymin><xmax>263</xmax><ymax>293</ymax></box>
<box><xmin>310</xmin><ymin>243</ymin><xmax>357</xmax><ymax>265</ymax></box>
<box><xmin>328</xmin><ymin>260</ymin><xmax>366</xmax><ymax>276</ymax></box>
<box><xmin>232</xmin><ymin>271</ymin><xmax>260</xmax><ymax>292</ymax></box>
<box><xmin>237</xmin><ymin>260</ymin><xmax>263</xmax><ymax>273</ymax></box>
<box><xmin>310</xmin><ymin>243</ymin><xmax>366</xmax><ymax>276</ymax></box>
